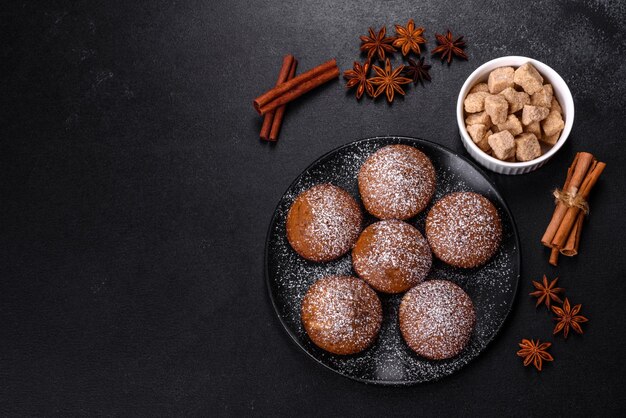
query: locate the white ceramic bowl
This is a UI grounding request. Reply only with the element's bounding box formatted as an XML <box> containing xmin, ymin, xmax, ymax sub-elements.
<box><xmin>457</xmin><ymin>56</ymin><xmax>574</xmax><ymax>175</ymax></box>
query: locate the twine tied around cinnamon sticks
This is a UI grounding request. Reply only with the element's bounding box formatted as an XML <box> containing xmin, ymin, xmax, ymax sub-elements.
<box><xmin>552</xmin><ymin>189</ymin><xmax>589</xmax><ymax>214</ymax></box>
<box><xmin>541</xmin><ymin>152</ymin><xmax>605</xmax><ymax>266</ymax></box>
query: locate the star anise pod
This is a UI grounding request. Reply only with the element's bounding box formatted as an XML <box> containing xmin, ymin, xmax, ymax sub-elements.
<box><xmin>552</xmin><ymin>298</ymin><xmax>588</xmax><ymax>338</ymax></box>
<box><xmin>360</xmin><ymin>27</ymin><xmax>397</xmax><ymax>62</ymax></box>
<box><xmin>529</xmin><ymin>275</ymin><xmax>564</xmax><ymax>309</ymax></box>
<box><xmin>517</xmin><ymin>339</ymin><xmax>554</xmax><ymax>371</ymax></box>
<box><xmin>343</xmin><ymin>61</ymin><xmax>374</xmax><ymax>99</ymax></box>
<box><xmin>431</xmin><ymin>30</ymin><xmax>468</xmax><ymax>64</ymax></box>
<box><xmin>392</xmin><ymin>19</ymin><xmax>426</xmax><ymax>56</ymax></box>
<box><xmin>369</xmin><ymin>58</ymin><xmax>412</xmax><ymax>103</ymax></box>
<box><xmin>404</xmin><ymin>57</ymin><xmax>432</xmax><ymax>86</ymax></box>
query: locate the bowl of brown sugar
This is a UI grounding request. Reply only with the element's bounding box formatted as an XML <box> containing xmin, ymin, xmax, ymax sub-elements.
<box><xmin>457</xmin><ymin>56</ymin><xmax>574</xmax><ymax>175</ymax></box>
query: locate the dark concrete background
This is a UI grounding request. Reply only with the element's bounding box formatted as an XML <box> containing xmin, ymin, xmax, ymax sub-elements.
<box><xmin>2</xmin><ymin>0</ymin><xmax>625</xmax><ymax>416</ymax></box>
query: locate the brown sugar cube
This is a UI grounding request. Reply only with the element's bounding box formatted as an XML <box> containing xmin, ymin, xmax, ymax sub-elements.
<box><xmin>496</xmin><ymin>114</ymin><xmax>523</xmax><ymax>136</ymax></box>
<box><xmin>484</xmin><ymin>94</ymin><xmax>509</xmax><ymax>124</ymax></box>
<box><xmin>515</xmin><ymin>133</ymin><xmax>541</xmax><ymax>162</ymax></box>
<box><xmin>469</xmin><ymin>82</ymin><xmax>489</xmax><ymax>93</ymax></box>
<box><xmin>464</xmin><ymin>92</ymin><xmax>490</xmax><ymax>113</ymax></box>
<box><xmin>488</xmin><ymin>130</ymin><xmax>516</xmax><ymax>160</ymax></box>
<box><xmin>488</xmin><ymin>67</ymin><xmax>515</xmax><ymax>94</ymax></box>
<box><xmin>499</xmin><ymin>87</ymin><xmax>530</xmax><ymax>113</ymax></box>
<box><xmin>524</xmin><ymin>121</ymin><xmax>542</xmax><ymax>138</ymax></box>
<box><xmin>477</xmin><ymin>130</ymin><xmax>492</xmax><ymax>152</ymax></box>
<box><xmin>531</xmin><ymin>84</ymin><xmax>553</xmax><ymax>108</ymax></box>
<box><xmin>542</xmin><ymin>110</ymin><xmax>565</xmax><ymax>136</ymax></box>
<box><xmin>542</xmin><ymin>131</ymin><xmax>561</xmax><ymax>146</ymax></box>
<box><xmin>466</xmin><ymin>124</ymin><xmax>488</xmax><ymax>143</ymax></box>
<box><xmin>514</xmin><ymin>63</ymin><xmax>544</xmax><ymax>95</ymax></box>
<box><xmin>522</xmin><ymin>105</ymin><xmax>550</xmax><ymax>125</ymax></box>
<box><xmin>551</xmin><ymin>97</ymin><xmax>562</xmax><ymax>114</ymax></box>
<box><xmin>465</xmin><ymin>111</ymin><xmax>492</xmax><ymax>127</ymax></box>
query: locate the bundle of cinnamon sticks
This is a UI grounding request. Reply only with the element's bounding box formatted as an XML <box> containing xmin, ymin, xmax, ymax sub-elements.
<box><xmin>541</xmin><ymin>152</ymin><xmax>606</xmax><ymax>266</ymax></box>
<box><xmin>254</xmin><ymin>56</ymin><xmax>339</xmax><ymax>141</ymax></box>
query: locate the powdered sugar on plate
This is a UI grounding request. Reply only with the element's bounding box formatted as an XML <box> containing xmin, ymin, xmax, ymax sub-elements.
<box><xmin>265</xmin><ymin>137</ymin><xmax>520</xmax><ymax>385</ymax></box>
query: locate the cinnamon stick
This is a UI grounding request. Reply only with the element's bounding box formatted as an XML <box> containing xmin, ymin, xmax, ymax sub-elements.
<box><xmin>551</xmin><ymin>161</ymin><xmax>606</xmax><ymax>249</ymax></box>
<box><xmin>260</xmin><ymin>55</ymin><xmax>295</xmax><ymax>140</ymax></box>
<box><xmin>268</xmin><ymin>59</ymin><xmax>297</xmax><ymax>141</ymax></box>
<box><xmin>253</xmin><ymin>59</ymin><xmax>339</xmax><ymax>115</ymax></box>
<box><xmin>560</xmin><ymin>212</ymin><xmax>584</xmax><ymax>256</ymax></box>
<box><xmin>541</xmin><ymin>152</ymin><xmax>594</xmax><ymax>247</ymax></box>
<box><xmin>549</xmin><ymin>248</ymin><xmax>560</xmax><ymax>266</ymax></box>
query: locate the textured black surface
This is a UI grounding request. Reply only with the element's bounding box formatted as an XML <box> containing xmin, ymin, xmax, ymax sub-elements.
<box><xmin>1</xmin><ymin>1</ymin><xmax>626</xmax><ymax>416</ymax></box>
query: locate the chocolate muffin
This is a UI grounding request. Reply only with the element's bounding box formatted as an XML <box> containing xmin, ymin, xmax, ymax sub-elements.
<box><xmin>426</xmin><ymin>192</ymin><xmax>502</xmax><ymax>268</ymax></box>
<box><xmin>286</xmin><ymin>183</ymin><xmax>362</xmax><ymax>262</ymax></box>
<box><xmin>301</xmin><ymin>275</ymin><xmax>382</xmax><ymax>355</ymax></box>
<box><xmin>399</xmin><ymin>280</ymin><xmax>476</xmax><ymax>360</ymax></box>
<box><xmin>352</xmin><ymin>220</ymin><xmax>432</xmax><ymax>294</ymax></box>
<box><xmin>358</xmin><ymin>145</ymin><xmax>436</xmax><ymax>220</ymax></box>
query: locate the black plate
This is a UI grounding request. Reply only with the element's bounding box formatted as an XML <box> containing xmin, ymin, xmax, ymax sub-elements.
<box><xmin>265</xmin><ymin>137</ymin><xmax>520</xmax><ymax>385</ymax></box>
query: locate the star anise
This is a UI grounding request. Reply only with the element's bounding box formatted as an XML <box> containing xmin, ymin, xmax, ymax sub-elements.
<box><xmin>431</xmin><ymin>30</ymin><xmax>468</xmax><ymax>64</ymax></box>
<box><xmin>517</xmin><ymin>339</ymin><xmax>554</xmax><ymax>371</ymax></box>
<box><xmin>393</xmin><ymin>19</ymin><xmax>426</xmax><ymax>56</ymax></box>
<box><xmin>529</xmin><ymin>275</ymin><xmax>564</xmax><ymax>309</ymax></box>
<box><xmin>552</xmin><ymin>298</ymin><xmax>588</xmax><ymax>338</ymax></box>
<box><xmin>343</xmin><ymin>61</ymin><xmax>374</xmax><ymax>99</ymax></box>
<box><xmin>369</xmin><ymin>58</ymin><xmax>412</xmax><ymax>103</ymax></box>
<box><xmin>360</xmin><ymin>27</ymin><xmax>397</xmax><ymax>62</ymax></box>
<box><xmin>404</xmin><ymin>57</ymin><xmax>432</xmax><ymax>86</ymax></box>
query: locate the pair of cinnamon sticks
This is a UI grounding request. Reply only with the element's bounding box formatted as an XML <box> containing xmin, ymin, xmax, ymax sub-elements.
<box><xmin>541</xmin><ymin>152</ymin><xmax>606</xmax><ymax>266</ymax></box>
<box><xmin>258</xmin><ymin>55</ymin><xmax>297</xmax><ymax>141</ymax></box>
<box><xmin>254</xmin><ymin>56</ymin><xmax>340</xmax><ymax>141</ymax></box>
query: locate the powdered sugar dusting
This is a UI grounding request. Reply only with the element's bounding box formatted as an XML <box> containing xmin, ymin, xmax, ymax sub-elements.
<box><xmin>426</xmin><ymin>192</ymin><xmax>503</xmax><ymax>268</ymax></box>
<box><xmin>302</xmin><ymin>276</ymin><xmax>382</xmax><ymax>355</ymax></box>
<box><xmin>266</xmin><ymin>137</ymin><xmax>519</xmax><ymax>384</ymax></box>
<box><xmin>399</xmin><ymin>280</ymin><xmax>475</xmax><ymax>360</ymax></box>
<box><xmin>358</xmin><ymin>145</ymin><xmax>436</xmax><ymax>219</ymax></box>
<box><xmin>353</xmin><ymin>220</ymin><xmax>432</xmax><ymax>293</ymax></box>
<box><xmin>287</xmin><ymin>184</ymin><xmax>361</xmax><ymax>262</ymax></box>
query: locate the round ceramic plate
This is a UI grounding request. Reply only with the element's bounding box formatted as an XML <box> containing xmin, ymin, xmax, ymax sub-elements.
<box><xmin>265</xmin><ymin>136</ymin><xmax>520</xmax><ymax>385</ymax></box>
